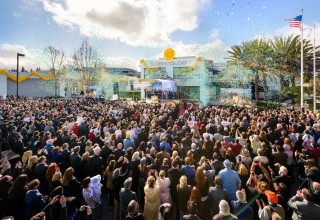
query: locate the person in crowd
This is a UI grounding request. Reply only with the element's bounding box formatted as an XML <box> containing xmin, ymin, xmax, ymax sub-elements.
<box><xmin>181</xmin><ymin>157</ymin><xmax>195</xmax><ymax>186</ymax></box>
<box><xmin>144</xmin><ymin>176</ymin><xmax>160</xmax><ymax>220</ymax></box>
<box><xmin>2</xmin><ymin>96</ymin><xmax>320</xmax><ymax>220</ymax></box>
<box><xmin>231</xmin><ymin>190</ymin><xmax>253</xmax><ymax>220</ymax></box>
<box><xmin>23</xmin><ymin>179</ymin><xmax>48</xmax><ymax>219</ymax></box>
<box><xmin>6</xmin><ymin>174</ymin><xmax>29</xmax><ymax>219</ymax></box>
<box><xmin>104</xmin><ymin>159</ymin><xmax>115</xmax><ymax>209</ymax></box>
<box><xmin>126</xmin><ymin>200</ymin><xmax>144</xmax><ymax>220</ymax></box>
<box><xmin>177</xmin><ymin>175</ymin><xmax>192</xmax><ymax>220</ymax></box>
<box><xmin>209</xmin><ymin>176</ymin><xmax>229</xmax><ymax>217</ymax></box>
<box><xmin>158</xmin><ymin>170</ymin><xmax>171</xmax><ymax>204</ymax></box>
<box><xmin>82</xmin><ymin>176</ymin><xmax>102</xmax><ymax>220</ymax></box>
<box><xmin>256</xmin><ymin>190</ymin><xmax>285</xmax><ymax>220</ymax></box>
<box><xmin>218</xmin><ymin>159</ymin><xmax>242</xmax><ymax>201</ymax></box>
<box><xmin>213</xmin><ymin>200</ymin><xmax>238</xmax><ymax>220</ymax></box>
<box><xmin>85</xmin><ymin>146</ymin><xmax>103</xmax><ymax>177</ymax></box>
<box><xmin>120</xmin><ymin>177</ymin><xmax>137</xmax><ymax>220</ymax></box>
<box><xmin>182</xmin><ymin>201</ymin><xmax>201</xmax><ymax>220</ymax></box>
<box><xmin>288</xmin><ymin>188</ymin><xmax>320</xmax><ymax>220</ymax></box>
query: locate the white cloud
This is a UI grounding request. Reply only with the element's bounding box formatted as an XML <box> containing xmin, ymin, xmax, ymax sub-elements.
<box><xmin>150</xmin><ymin>39</ymin><xmax>228</xmax><ymax>63</ymax></box>
<box><xmin>274</xmin><ymin>23</ymin><xmax>320</xmax><ymax>44</ymax></box>
<box><xmin>103</xmin><ymin>56</ymin><xmax>140</xmax><ymax>71</ymax></box>
<box><xmin>0</xmin><ymin>44</ymin><xmax>39</xmax><ymax>70</ymax></box>
<box><xmin>41</xmin><ymin>0</ymin><xmax>209</xmax><ymax>47</ymax></box>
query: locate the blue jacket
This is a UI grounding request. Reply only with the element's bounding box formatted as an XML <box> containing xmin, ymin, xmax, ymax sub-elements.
<box><xmin>23</xmin><ymin>189</ymin><xmax>47</xmax><ymax>219</ymax></box>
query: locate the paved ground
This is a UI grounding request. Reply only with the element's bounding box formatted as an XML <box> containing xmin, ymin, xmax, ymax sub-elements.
<box><xmin>101</xmin><ymin>192</ymin><xmax>114</xmax><ymax>219</ymax></box>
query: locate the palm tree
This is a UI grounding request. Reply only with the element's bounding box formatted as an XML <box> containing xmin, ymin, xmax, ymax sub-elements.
<box><xmin>270</xmin><ymin>35</ymin><xmax>317</xmax><ymax>86</ymax></box>
<box><xmin>228</xmin><ymin>38</ymin><xmax>274</xmax><ymax>99</ymax></box>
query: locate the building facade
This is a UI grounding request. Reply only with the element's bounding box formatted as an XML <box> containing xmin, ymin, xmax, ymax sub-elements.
<box><xmin>138</xmin><ymin>54</ymin><xmax>220</xmax><ymax>104</ymax></box>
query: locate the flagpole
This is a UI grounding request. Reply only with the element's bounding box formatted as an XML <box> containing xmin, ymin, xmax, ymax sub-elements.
<box><xmin>313</xmin><ymin>24</ymin><xmax>316</xmax><ymax>113</ymax></box>
<box><xmin>301</xmin><ymin>9</ymin><xmax>304</xmax><ymax>109</ymax></box>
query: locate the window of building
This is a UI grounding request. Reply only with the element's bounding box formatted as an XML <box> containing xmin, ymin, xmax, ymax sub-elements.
<box><xmin>144</xmin><ymin>68</ymin><xmax>166</xmax><ymax>79</ymax></box>
<box><xmin>173</xmin><ymin>67</ymin><xmax>187</xmax><ymax>79</ymax></box>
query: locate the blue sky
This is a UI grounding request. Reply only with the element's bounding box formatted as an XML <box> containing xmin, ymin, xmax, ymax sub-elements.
<box><xmin>0</xmin><ymin>0</ymin><xmax>319</xmax><ymax>70</ymax></box>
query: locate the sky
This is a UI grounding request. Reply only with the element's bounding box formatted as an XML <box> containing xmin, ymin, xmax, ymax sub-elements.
<box><xmin>0</xmin><ymin>0</ymin><xmax>320</xmax><ymax>71</ymax></box>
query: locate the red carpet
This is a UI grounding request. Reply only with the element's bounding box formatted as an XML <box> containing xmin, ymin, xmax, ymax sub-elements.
<box><xmin>179</xmin><ymin>103</ymin><xmax>193</xmax><ymax>116</ymax></box>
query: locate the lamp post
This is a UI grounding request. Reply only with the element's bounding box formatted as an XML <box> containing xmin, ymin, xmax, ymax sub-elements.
<box><xmin>16</xmin><ymin>53</ymin><xmax>25</xmax><ymax>97</ymax></box>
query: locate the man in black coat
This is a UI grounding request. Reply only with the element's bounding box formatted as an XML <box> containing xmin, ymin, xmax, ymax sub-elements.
<box><xmin>168</xmin><ymin>160</ymin><xmax>182</xmax><ymax>220</ymax></box>
<box><xmin>85</xmin><ymin>146</ymin><xmax>103</xmax><ymax>177</ymax></box>
<box><xmin>113</xmin><ymin>143</ymin><xmax>125</xmax><ymax>161</ymax></box>
<box><xmin>35</xmin><ymin>156</ymin><xmax>49</xmax><ymax>195</ymax></box>
<box><xmin>60</xmin><ymin>143</ymin><xmax>71</xmax><ymax>174</ymax></box>
<box><xmin>12</xmin><ymin>135</ymin><xmax>26</xmax><ymax>157</ymax></box>
<box><xmin>137</xmin><ymin>127</ymin><xmax>148</xmax><ymax>146</ymax></box>
<box><xmin>70</xmin><ymin>146</ymin><xmax>81</xmax><ymax>178</ymax></box>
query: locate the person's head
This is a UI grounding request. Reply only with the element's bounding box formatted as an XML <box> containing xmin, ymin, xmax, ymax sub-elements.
<box><xmin>27</xmin><ymin>179</ymin><xmax>40</xmax><ymax>190</ymax></box>
<box><xmin>52</xmin><ymin>171</ymin><xmax>62</xmax><ymax>182</ymax></box>
<box><xmin>27</xmin><ymin>155</ymin><xmax>38</xmax><ymax>170</ymax></box>
<box><xmin>147</xmin><ymin>176</ymin><xmax>155</xmax><ymax>188</ymax></box>
<box><xmin>46</xmin><ymin>163</ymin><xmax>58</xmax><ymax>181</ymax></box>
<box><xmin>8</xmin><ymin>174</ymin><xmax>28</xmax><ymax>200</ymax></box>
<box><xmin>62</xmin><ymin>167</ymin><xmax>74</xmax><ymax>187</ymax></box>
<box><xmin>123</xmin><ymin>177</ymin><xmax>132</xmax><ymax>190</ymax></box>
<box><xmin>61</xmin><ymin>143</ymin><xmax>69</xmax><ymax>150</ymax></box>
<box><xmin>22</xmin><ymin>150</ymin><xmax>32</xmax><ymax>164</ymax></box>
<box><xmin>238</xmin><ymin>163</ymin><xmax>249</xmax><ymax>176</ymax></box>
<box><xmin>172</xmin><ymin>159</ymin><xmax>179</xmax><ymax>168</ymax></box>
<box><xmin>219</xmin><ymin>200</ymin><xmax>230</xmax><ymax>216</ymax></box>
<box><xmin>73</xmin><ymin>146</ymin><xmax>80</xmax><ymax>153</ymax></box>
<box><xmin>195</xmin><ymin>167</ymin><xmax>206</xmax><ymax>187</ymax></box>
<box><xmin>223</xmin><ymin>159</ymin><xmax>232</xmax><ymax>169</ymax></box>
<box><xmin>132</xmin><ymin>151</ymin><xmax>140</xmax><ymax>161</ymax></box>
<box><xmin>161</xmin><ymin>204</ymin><xmax>172</xmax><ymax>220</ymax></box>
<box><xmin>81</xmin><ymin>177</ymin><xmax>91</xmax><ymax>189</ymax></box>
<box><xmin>159</xmin><ymin>170</ymin><xmax>166</xmax><ymax>179</ymax></box>
<box><xmin>265</xmin><ymin>190</ymin><xmax>278</xmax><ymax>205</ymax></box>
<box><xmin>127</xmin><ymin>200</ymin><xmax>139</xmax><ymax>215</ymax></box>
<box><xmin>190</xmin><ymin>186</ymin><xmax>201</xmax><ymax>203</ymax></box>
<box><xmin>301</xmin><ymin>188</ymin><xmax>313</xmax><ymax>201</ymax></box>
<box><xmin>179</xmin><ymin>175</ymin><xmax>188</xmax><ymax>188</ymax></box>
<box><xmin>284</xmin><ymin>138</ymin><xmax>291</xmax><ymax>145</ymax></box>
<box><xmin>81</xmin><ymin>152</ymin><xmax>89</xmax><ymax>161</ymax></box>
<box><xmin>184</xmin><ymin>157</ymin><xmax>191</xmax><ymax>166</ymax></box>
<box><xmin>38</xmin><ymin>156</ymin><xmax>46</xmax><ymax>164</ymax></box>
<box><xmin>172</xmin><ymin>151</ymin><xmax>179</xmax><ymax>160</ymax></box>
<box><xmin>93</xmin><ymin>146</ymin><xmax>101</xmax><ymax>155</ymax></box>
<box><xmin>257</xmin><ymin>148</ymin><xmax>266</xmax><ymax>156</ymax></box>
<box><xmin>279</xmin><ymin>166</ymin><xmax>288</xmax><ymax>176</ymax></box>
<box><xmin>214</xmin><ymin>176</ymin><xmax>222</xmax><ymax>187</ymax></box>
<box><xmin>236</xmin><ymin>190</ymin><xmax>246</xmax><ymax>202</ymax></box>
<box><xmin>307</xmin><ymin>159</ymin><xmax>316</xmax><ymax>169</ymax></box>
<box><xmin>256</xmin><ymin>181</ymin><xmax>270</xmax><ymax>193</ymax></box>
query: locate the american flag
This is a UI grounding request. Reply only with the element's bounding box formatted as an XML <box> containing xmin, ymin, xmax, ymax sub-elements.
<box><xmin>289</xmin><ymin>15</ymin><xmax>302</xmax><ymax>28</ymax></box>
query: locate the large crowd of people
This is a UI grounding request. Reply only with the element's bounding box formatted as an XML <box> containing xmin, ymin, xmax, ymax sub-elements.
<box><xmin>0</xmin><ymin>96</ymin><xmax>320</xmax><ymax>220</ymax></box>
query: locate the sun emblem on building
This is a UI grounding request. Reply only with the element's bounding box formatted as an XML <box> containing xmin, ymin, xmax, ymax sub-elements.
<box><xmin>164</xmin><ymin>48</ymin><xmax>175</xmax><ymax>60</ymax></box>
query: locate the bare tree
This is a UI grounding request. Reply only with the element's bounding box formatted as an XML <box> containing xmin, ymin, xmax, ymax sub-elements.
<box><xmin>72</xmin><ymin>39</ymin><xmax>102</xmax><ymax>89</ymax></box>
<box><xmin>44</xmin><ymin>46</ymin><xmax>66</xmax><ymax>96</ymax></box>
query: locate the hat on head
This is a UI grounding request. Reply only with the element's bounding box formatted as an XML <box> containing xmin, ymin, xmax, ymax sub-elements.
<box><xmin>124</xmin><ymin>177</ymin><xmax>132</xmax><ymax>189</ymax></box>
<box><xmin>90</xmin><ymin>175</ymin><xmax>101</xmax><ymax>188</ymax></box>
<box><xmin>223</xmin><ymin>159</ymin><xmax>232</xmax><ymax>169</ymax></box>
<box><xmin>265</xmin><ymin>190</ymin><xmax>278</xmax><ymax>204</ymax></box>
<box><xmin>126</xmin><ymin>133</ymin><xmax>131</xmax><ymax>138</ymax></box>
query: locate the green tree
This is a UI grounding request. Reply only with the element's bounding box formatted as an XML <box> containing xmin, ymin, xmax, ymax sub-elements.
<box><xmin>228</xmin><ymin>38</ymin><xmax>274</xmax><ymax>99</ymax></box>
<box><xmin>270</xmin><ymin>35</ymin><xmax>318</xmax><ymax>86</ymax></box>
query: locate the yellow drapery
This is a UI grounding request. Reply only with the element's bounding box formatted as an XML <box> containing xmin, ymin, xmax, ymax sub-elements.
<box><xmin>178</xmin><ymin>56</ymin><xmax>203</xmax><ymax>73</ymax></box>
<box><xmin>0</xmin><ymin>69</ymin><xmax>58</xmax><ymax>83</ymax></box>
